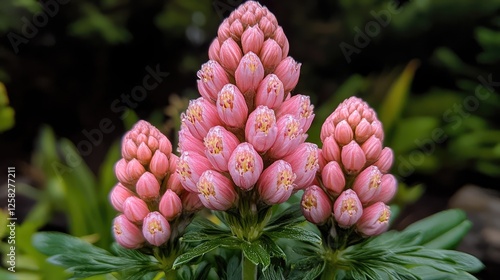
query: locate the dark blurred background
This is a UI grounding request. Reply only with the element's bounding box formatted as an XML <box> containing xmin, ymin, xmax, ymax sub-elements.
<box><xmin>0</xmin><ymin>0</ymin><xmax>499</xmax><ymax>279</ymax></box>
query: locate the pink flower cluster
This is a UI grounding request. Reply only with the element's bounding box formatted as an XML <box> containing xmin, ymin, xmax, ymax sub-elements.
<box><xmin>301</xmin><ymin>97</ymin><xmax>397</xmax><ymax>236</ymax></box>
<box><xmin>111</xmin><ymin>120</ymin><xmax>202</xmax><ymax>249</ymax></box>
<box><xmin>177</xmin><ymin>1</ymin><xmax>319</xmax><ymax>210</ymax></box>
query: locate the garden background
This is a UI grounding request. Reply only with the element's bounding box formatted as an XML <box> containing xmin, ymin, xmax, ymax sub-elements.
<box><xmin>0</xmin><ymin>0</ymin><xmax>499</xmax><ymax>279</ymax></box>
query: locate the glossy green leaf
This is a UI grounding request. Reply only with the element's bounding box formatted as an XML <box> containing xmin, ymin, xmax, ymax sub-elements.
<box><xmin>403</xmin><ymin>209</ymin><xmax>468</xmax><ymax>247</ymax></box>
<box><xmin>33</xmin><ymin>232</ymin><xmax>160</xmax><ymax>279</ymax></box>
<box><xmin>173</xmin><ymin>237</ymin><xmax>241</xmax><ymax>268</ymax></box>
<box><xmin>242</xmin><ymin>241</ymin><xmax>271</xmax><ymax>269</ymax></box>
<box><xmin>265</xmin><ymin>226</ymin><xmax>321</xmax><ymax>244</ymax></box>
<box><xmin>422</xmin><ymin>220</ymin><xmax>472</xmax><ymax>249</ymax></box>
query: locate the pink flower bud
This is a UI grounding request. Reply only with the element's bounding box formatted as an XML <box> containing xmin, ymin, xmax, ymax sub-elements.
<box><xmin>255</xmin><ymin>74</ymin><xmax>285</xmax><ymax>109</ymax></box>
<box><xmin>241</xmin><ymin>11</ymin><xmax>256</xmax><ymax>27</ymax></box>
<box><xmin>273</xmin><ymin>57</ymin><xmax>301</xmax><ymax>92</ymax></box>
<box><xmin>177</xmin><ymin>151</ymin><xmax>212</xmax><ymax>193</ymax></box>
<box><xmin>181</xmin><ymin>97</ymin><xmax>221</xmax><ymax>140</ymax></box>
<box><xmin>136</xmin><ymin>142</ymin><xmax>153</xmax><ymax>165</ymax></box>
<box><xmin>136</xmin><ymin>172</ymin><xmax>160</xmax><ymax>200</ymax></box>
<box><xmin>352</xmin><ymin>166</ymin><xmax>382</xmax><ymax>204</ymax></box>
<box><xmin>217</xmin><ymin>19</ymin><xmax>231</xmax><ymax>42</ymax></box>
<box><xmin>126</xmin><ymin>159</ymin><xmax>146</xmax><ymax>185</ymax></box>
<box><xmin>216</xmin><ymin>84</ymin><xmax>248</xmax><ymax>128</ymax></box>
<box><xmin>197</xmin><ymin>60</ymin><xmax>230</xmax><ymax>102</ymax></box>
<box><xmin>149</xmin><ymin>150</ymin><xmax>169</xmax><ymax>179</ymax></box>
<box><xmin>258</xmin><ymin>16</ymin><xmax>275</xmax><ymax>38</ymax></box>
<box><xmin>361</xmin><ymin>135</ymin><xmax>383</xmax><ymax>164</ymax></box>
<box><xmin>322</xmin><ymin>136</ymin><xmax>341</xmax><ymax>162</ymax></box>
<box><xmin>115</xmin><ymin>158</ymin><xmax>133</xmax><ymax>187</ymax></box>
<box><xmin>122</xmin><ymin>139</ymin><xmax>137</xmax><ymax>161</ymax></box>
<box><xmin>283</xmin><ymin>142</ymin><xmax>319</xmax><ymax>190</ymax></box>
<box><xmin>334</xmin><ymin>120</ymin><xmax>353</xmax><ymax>146</ymax></box>
<box><xmin>260</xmin><ymin>38</ymin><xmax>282</xmax><ymax>72</ymax></box>
<box><xmin>347</xmin><ymin>110</ymin><xmax>361</xmax><ymax>128</ymax></box>
<box><xmin>257</xmin><ymin>160</ymin><xmax>296</xmax><ymax>204</ymax></box>
<box><xmin>378</xmin><ymin>174</ymin><xmax>397</xmax><ymax>203</ymax></box>
<box><xmin>142</xmin><ymin>211</ymin><xmax>171</xmax><ymax>246</ymax></box>
<box><xmin>354</xmin><ymin>118</ymin><xmax>372</xmax><ymax>143</ymax></box>
<box><xmin>123</xmin><ymin>196</ymin><xmax>150</xmax><ymax>224</ymax></box>
<box><xmin>197</xmin><ymin>170</ymin><xmax>238</xmax><ymax>210</ymax></box>
<box><xmin>159</xmin><ymin>189</ymin><xmax>182</xmax><ymax>221</ymax></box>
<box><xmin>273</xmin><ymin>26</ymin><xmax>289</xmax><ymax>58</ymax></box>
<box><xmin>113</xmin><ymin>215</ymin><xmax>144</xmax><ymax>249</ymax></box>
<box><xmin>245</xmin><ymin>105</ymin><xmax>278</xmax><ymax>153</ymax></box>
<box><xmin>219</xmin><ymin>38</ymin><xmax>243</xmax><ymax>72</ymax></box>
<box><xmin>318</xmin><ymin>148</ymin><xmax>327</xmax><ymax>171</ymax></box>
<box><xmin>147</xmin><ymin>136</ymin><xmax>159</xmax><ymax>152</ymax></box>
<box><xmin>241</xmin><ymin>25</ymin><xmax>264</xmax><ymax>54</ymax></box>
<box><xmin>373</xmin><ymin>147</ymin><xmax>394</xmax><ymax>173</ymax></box>
<box><xmin>230</xmin><ymin>19</ymin><xmax>244</xmax><ymax>39</ymax></box>
<box><xmin>208</xmin><ymin>39</ymin><xmax>220</xmax><ymax>61</ymax></box>
<box><xmin>322</xmin><ymin>161</ymin><xmax>346</xmax><ymax>196</ymax></box>
<box><xmin>110</xmin><ymin>183</ymin><xmax>134</xmax><ymax>212</ymax></box>
<box><xmin>372</xmin><ymin>120</ymin><xmax>384</xmax><ymax>142</ymax></box>
<box><xmin>167</xmin><ymin>171</ymin><xmax>184</xmax><ymax>197</ymax></box>
<box><xmin>301</xmin><ymin>185</ymin><xmax>332</xmax><ymax>225</ymax></box>
<box><xmin>356</xmin><ymin>202</ymin><xmax>391</xmax><ymax>236</ymax></box>
<box><xmin>341</xmin><ymin>141</ymin><xmax>366</xmax><ymax>175</ymax></box>
<box><xmin>320</xmin><ymin>117</ymin><xmax>335</xmax><ymax>142</ymax></box>
<box><xmin>204</xmin><ymin>126</ymin><xmax>240</xmax><ymax>171</ymax></box>
<box><xmin>276</xmin><ymin>94</ymin><xmax>314</xmax><ymax>132</ymax></box>
<box><xmin>228</xmin><ymin>142</ymin><xmax>263</xmax><ymax>190</ymax></box>
<box><xmin>158</xmin><ymin>137</ymin><xmax>172</xmax><ymax>156</ymax></box>
<box><xmin>333</xmin><ymin>189</ymin><xmax>363</xmax><ymax>228</ymax></box>
<box><xmin>178</xmin><ymin>126</ymin><xmax>205</xmax><ymax>155</ymax></box>
<box><xmin>268</xmin><ymin>114</ymin><xmax>306</xmax><ymax>158</ymax></box>
<box><xmin>235</xmin><ymin>52</ymin><xmax>265</xmax><ymax>94</ymax></box>
<box><xmin>181</xmin><ymin>191</ymin><xmax>204</xmax><ymax>212</ymax></box>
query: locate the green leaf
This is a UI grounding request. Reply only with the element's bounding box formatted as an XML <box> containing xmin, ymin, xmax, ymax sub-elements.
<box><xmin>242</xmin><ymin>241</ymin><xmax>271</xmax><ymax>269</ymax></box>
<box><xmin>265</xmin><ymin>226</ymin><xmax>321</xmax><ymax>244</ymax></box>
<box><xmin>379</xmin><ymin>60</ymin><xmax>419</xmax><ymax>134</ymax></box>
<box><xmin>33</xmin><ymin>232</ymin><xmax>160</xmax><ymax>279</ymax></box>
<box><xmin>422</xmin><ymin>220</ymin><xmax>472</xmax><ymax>249</ymax></box>
<box><xmin>173</xmin><ymin>237</ymin><xmax>241</xmax><ymax>268</ymax></box>
<box><xmin>402</xmin><ymin>209</ymin><xmax>468</xmax><ymax>247</ymax></box>
<box><xmin>225</xmin><ymin>255</ymin><xmax>242</xmax><ymax>280</ymax></box>
<box><xmin>260</xmin><ymin>265</ymin><xmax>285</xmax><ymax>280</ymax></box>
<box><xmin>259</xmin><ymin>235</ymin><xmax>286</xmax><ymax>259</ymax></box>
<box><xmin>265</xmin><ymin>204</ymin><xmax>305</xmax><ymax>230</ymax></box>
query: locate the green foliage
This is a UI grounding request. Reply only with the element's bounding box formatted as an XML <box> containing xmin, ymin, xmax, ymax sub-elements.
<box><xmin>0</xmin><ymin>82</ymin><xmax>14</xmax><ymax>132</ymax></box>
<box><xmin>288</xmin><ymin>209</ymin><xmax>483</xmax><ymax>280</ymax></box>
<box><xmin>33</xmin><ymin>232</ymin><xmax>162</xmax><ymax>279</ymax></box>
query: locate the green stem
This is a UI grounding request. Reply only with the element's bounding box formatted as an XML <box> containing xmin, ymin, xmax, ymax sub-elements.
<box><xmin>242</xmin><ymin>253</ymin><xmax>257</xmax><ymax>280</ymax></box>
<box><xmin>321</xmin><ymin>249</ymin><xmax>338</xmax><ymax>280</ymax></box>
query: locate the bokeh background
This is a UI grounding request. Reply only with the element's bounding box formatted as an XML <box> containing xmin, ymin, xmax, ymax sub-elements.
<box><xmin>1</xmin><ymin>0</ymin><xmax>499</xmax><ymax>279</ymax></box>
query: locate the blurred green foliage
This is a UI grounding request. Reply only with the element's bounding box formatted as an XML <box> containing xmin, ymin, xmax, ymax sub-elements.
<box><xmin>0</xmin><ymin>83</ymin><xmax>15</xmax><ymax>133</ymax></box>
<box><xmin>1</xmin><ymin>0</ymin><xmax>500</xmax><ymax>278</ymax></box>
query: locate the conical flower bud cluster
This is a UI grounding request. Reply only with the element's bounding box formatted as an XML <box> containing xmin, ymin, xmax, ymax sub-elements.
<box><xmin>301</xmin><ymin>97</ymin><xmax>397</xmax><ymax>236</ymax></box>
<box><xmin>179</xmin><ymin>1</ymin><xmax>319</xmax><ymax>211</ymax></box>
<box><xmin>111</xmin><ymin>120</ymin><xmax>202</xmax><ymax>249</ymax></box>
